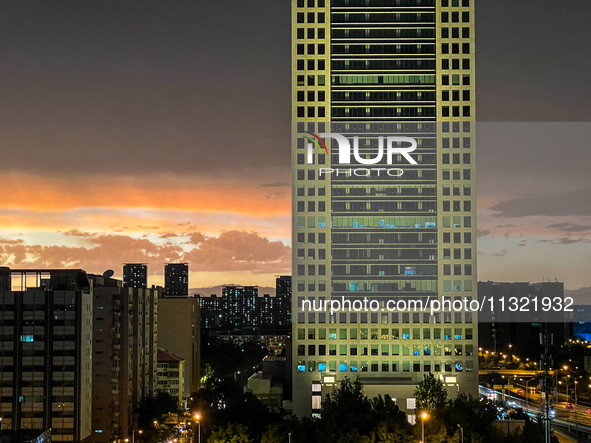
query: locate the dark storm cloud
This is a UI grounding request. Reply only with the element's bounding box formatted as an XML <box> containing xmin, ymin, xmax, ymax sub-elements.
<box><xmin>489</xmin><ymin>190</ymin><xmax>591</xmax><ymax>217</ymax></box>
<box><xmin>2</xmin><ymin>0</ymin><xmax>591</xmax><ymax>182</ymax></box>
<box><xmin>546</xmin><ymin>223</ymin><xmax>591</xmax><ymax>232</ymax></box>
<box><xmin>0</xmin><ymin>0</ymin><xmax>290</xmax><ymax>177</ymax></box>
<box><xmin>538</xmin><ymin>238</ymin><xmax>590</xmax><ymax>245</ymax></box>
<box><xmin>477</xmin><ymin>0</ymin><xmax>591</xmax><ymax>122</ymax></box>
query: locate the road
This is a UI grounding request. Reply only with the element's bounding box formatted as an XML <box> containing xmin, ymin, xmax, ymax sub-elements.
<box><xmin>480</xmin><ymin>385</ymin><xmax>591</xmax><ymax>433</ymax></box>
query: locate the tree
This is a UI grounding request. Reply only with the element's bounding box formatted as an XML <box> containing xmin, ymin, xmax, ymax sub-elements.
<box><xmin>319</xmin><ymin>377</ymin><xmax>375</xmax><ymax>440</ymax></box>
<box><xmin>189</xmin><ymin>378</ymin><xmax>279</xmax><ymax>442</ymax></box>
<box><xmin>413</xmin><ymin>373</ymin><xmax>447</xmax><ymax>412</ymax></box>
<box><xmin>443</xmin><ymin>394</ymin><xmax>501</xmax><ymax>443</ymax></box>
<box><xmin>136</xmin><ymin>392</ymin><xmax>180</xmax><ymax>443</ymax></box>
<box><xmin>208</xmin><ymin>423</ymin><xmax>253</xmax><ymax>443</ymax></box>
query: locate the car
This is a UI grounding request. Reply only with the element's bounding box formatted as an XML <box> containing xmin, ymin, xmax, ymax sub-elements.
<box><xmin>566</xmin><ymin>403</ymin><xmax>574</xmax><ymax>409</ymax></box>
<box><xmin>517</xmin><ymin>389</ymin><xmax>524</xmax><ymax>395</ymax></box>
<box><xmin>586</xmin><ymin>409</ymin><xmax>591</xmax><ymax>414</ymax></box>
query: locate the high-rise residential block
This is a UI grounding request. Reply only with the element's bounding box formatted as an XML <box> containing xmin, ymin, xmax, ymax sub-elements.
<box><xmin>123</xmin><ymin>263</ymin><xmax>148</xmax><ymax>289</ymax></box>
<box><xmin>164</xmin><ymin>263</ymin><xmax>189</xmax><ymax>297</ymax></box>
<box><xmin>88</xmin><ymin>274</ymin><xmax>159</xmax><ymax>443</ymax></box>
<box><xmin>222</xmin><ymin>286</ymin><xmax>258</xmax><ymax>328</ymax></box>
<box><xmin>0</xmin><ymin>268</ymin><xmax>92</xmax><ymax>442</ymax></box>
<box><xmin>291</xmin><ymin>0</ymin><xmax>477</xmax><ymax>417</ymax></box>
<box><xmin>275</xmin><ymin>276</ymin><xmax>292</xmax><ymax>327</ymax></box>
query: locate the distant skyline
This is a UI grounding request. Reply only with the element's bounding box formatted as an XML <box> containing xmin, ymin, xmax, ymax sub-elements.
<box><xmin>0</xmin><ymin>1</ymin><xmax>590</xmax><ymax>289</ymax></box>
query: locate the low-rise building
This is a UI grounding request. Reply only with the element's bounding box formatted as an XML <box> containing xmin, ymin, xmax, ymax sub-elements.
<box><xmin>156</xmin><ymin>349</ymin><xmax>185</xmax><ymax>407</ymax></box>
<box><xmin>246</xmin><ymin>356</ymin><xmax>287</xmax><ymax>409</ymax></box>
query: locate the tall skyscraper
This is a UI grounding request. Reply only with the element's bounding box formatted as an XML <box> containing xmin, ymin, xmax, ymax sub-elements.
<box><xmin>123</xmin><ymin>263</ymin><xmax>148</xmax><ymax>289</ymax></box>
<box><xmin>0</xmin><ymin>268</ymin><xmax>93</xmax><ymax>442</ymax></box>
<box><xmin>291</xmin><ymin>0</ymin><xmax>477</xmax><ymax>417</ymax></box>
<box><xmin>164</xmin><ymin>263</ymin><xmax>189</xmax><ymax>297</ymax></box>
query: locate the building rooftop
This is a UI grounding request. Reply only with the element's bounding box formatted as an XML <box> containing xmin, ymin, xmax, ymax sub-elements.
<box><xmin>157</xmin><ymin>349</ymin><xmax>185</xmax><ymax>362</ymax></box>
<box><xmin>248</xmin><ymin>371</ymin><xmax>273</xmax><ymax>380</ymax></box>
<box><xmin>263</xmin><ymin>356</ymin><xmax>286</xmax><ymax>362</ymax></box>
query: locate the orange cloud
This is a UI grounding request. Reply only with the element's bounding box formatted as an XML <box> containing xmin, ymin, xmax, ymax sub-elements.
<box><xmin>0</xmin><ymin>230</ymin><xmax>290</xmax><ymax>278</ymax></box>
<box><xmin>2</xmin><ymin>173</ymin><xmax>291</xmax><ymax>216</ymax></box>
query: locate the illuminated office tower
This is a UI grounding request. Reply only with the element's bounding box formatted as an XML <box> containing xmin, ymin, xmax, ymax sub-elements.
<box><xmin>291</xmin><ymin>0</ymin><xmax>477</xmax><ymax>417</ymax></box>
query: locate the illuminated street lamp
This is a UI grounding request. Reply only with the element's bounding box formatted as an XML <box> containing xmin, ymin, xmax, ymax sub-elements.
<box><xmin>457</xmin><ymin>424</ymin><xmax>463</xmax><ymax>443</ymax></box>
<box><xmin>194</xmin><ymin>413</ymin><xmax>201</xmax><ymax>443</ymax></box>
<box><xmin>132</xmin><ymin>429</ymin><xmax>143</xmax><ymax>443</ymax></box>
<box><xmin>420</xmin><ymin>411</ymin><xmax>429</xmax><ymax>443</ymax></box>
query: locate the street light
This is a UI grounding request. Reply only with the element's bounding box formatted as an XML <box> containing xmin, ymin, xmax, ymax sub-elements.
<box><xmin>132</xmin><ymin>429</ymin><xmax>143</xmax><ymax>443</ymax></box>
<box><xmin>457</xmin><ymin>424</ymin><xmax>463</xmax><ymax>443</ymax></box>
<box><xmin>421</xmin><ymin>411</ymin><xmax>429</xmax><ymax>443</ymax></box>
<box><xmin>288</xmin><ymin>432</ymin><xmax>291</xmax><ymax>443</ymax></box>
<box><xmin>194</xmin><ymin>413</ymin><xmax>201</xmax><ymax>443</ymax></box>
<box><xmin>523</xmin><ymin>377</ymin><xmax>535</xmax><ymax>411</ymax></box>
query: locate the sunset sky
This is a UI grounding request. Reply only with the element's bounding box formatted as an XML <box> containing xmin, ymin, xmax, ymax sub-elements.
<box><xmin>1</xmin><ymin>1</ymin><xmax>590</xmax><ymax>290</ymax></box>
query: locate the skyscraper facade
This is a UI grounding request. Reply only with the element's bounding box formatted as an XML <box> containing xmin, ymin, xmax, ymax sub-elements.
<box><xmin>291</xmin><ymin>0</ymin><xmax>477</xmax><ymax>417</ymax></box>
<box><xmin>164</xmin><ymin>263</ymin><xmax>189</xmax><ymax>297</ymax></box>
